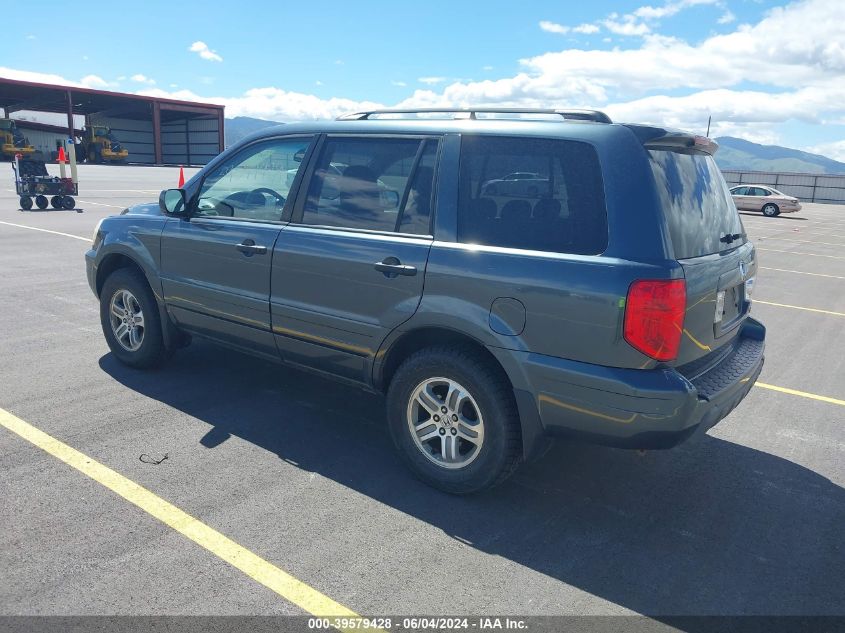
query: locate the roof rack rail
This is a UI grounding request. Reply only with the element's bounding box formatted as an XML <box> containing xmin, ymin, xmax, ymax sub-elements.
<box><xmin>336</xmin><ymin>108</ymin><xmax>612</xmax><ymax>124</ymax></box>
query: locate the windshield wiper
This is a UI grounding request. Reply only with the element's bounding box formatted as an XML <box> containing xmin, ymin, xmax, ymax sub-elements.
<box><xmin>720</xmin><ymin>233</ymin><xmax>744</xmax><ymax>244</ymax></box>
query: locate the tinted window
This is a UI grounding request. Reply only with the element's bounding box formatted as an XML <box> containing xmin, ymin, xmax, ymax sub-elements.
<box><xmin>731</xmin><ymin>186</ymin><xmax>748</xmax><ymax>195</ymax></box>
<box><xmin>301</xmin><ymin>137</ymin><xmax>436</xmax><ymax>234</ymax></box>
<box><xmin>648</xmin><ymin>150</ymin><xmax>746</xmax><ymax>259</ymax></box>
<box><xmin>196</xmin><ymin>137</ymin><xmax>313</xmax><ymax>221</ymax></box>
<box><xmin>458</xmin><ymin>136</ymin><xmax>607</xmax><ymax>255</ymax></box>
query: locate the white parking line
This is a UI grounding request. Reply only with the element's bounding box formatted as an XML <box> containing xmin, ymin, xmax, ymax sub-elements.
<box><xmin>0</xmin><ymin>221</ymin><xmax>89</xmax><ymax>242</ymax></box>
<box><xmin>76</xmin><ymin>199</ymin><xmax>125</xmax><ymax>209</ymax></box>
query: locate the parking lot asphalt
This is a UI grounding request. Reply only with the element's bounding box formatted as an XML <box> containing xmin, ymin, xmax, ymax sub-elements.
<box><xmin>0</xmin><ymin>164</ymin><xmax>843</xmax><ymax>618</ymax></box>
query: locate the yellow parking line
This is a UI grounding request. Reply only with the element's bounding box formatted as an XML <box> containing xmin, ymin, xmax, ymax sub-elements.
<box><xmin>754</xmin><ymin>300</ymin><xmax>845</xmax><ymax>317</ymax></box>
<box><xmin>757</xmin><ymin>248</ymin><xmax>845</xmax><ymax>260</ymax></box>
<box><xmin>760</xmin><ymin>267</ymin><xmax>845</xmax><ymax>280</ymax></box>
<box><xmin>0</xmin><ymin>220</ymin><xmax>89</xmax><ymax>242</ymax></box>
<box><xmin>755</xmin><ymin>383</ymin><xmax>845</xmax><ymax>407</ymax></box>
<box><xmin>0</xmin><ymin>407</ymin><xmax>357</xmax><ymax>620</ymax></box>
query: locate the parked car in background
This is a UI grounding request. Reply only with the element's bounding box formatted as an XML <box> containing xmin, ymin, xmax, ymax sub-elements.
<box><xmin>481</xmin><ymin>172</ymin><xmax>550</xmax><ymax>197</ymax></box>
<box><xmin>730</xmin><ymin>185</ymin><xmax>801</xmax><ymax>217</ymax></box>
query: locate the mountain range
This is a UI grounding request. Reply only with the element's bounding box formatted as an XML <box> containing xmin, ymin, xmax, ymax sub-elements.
<box><xmin>224</xmin><ymin>117</ymin><xmax>845</xmax><ymax>174</ymax></box>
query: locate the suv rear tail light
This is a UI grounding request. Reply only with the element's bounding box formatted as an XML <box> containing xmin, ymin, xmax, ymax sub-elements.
<box><xmin>624</xmin><ymin>279</ymin><xmax>686</xmax><ymax>362</ymax></box>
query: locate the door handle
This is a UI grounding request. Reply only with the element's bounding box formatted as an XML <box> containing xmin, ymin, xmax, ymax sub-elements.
<box><xmin>236</xmin><ymin>239</ymin><xmax>267</xmax><ymax>255</ymax></box>
<box><xmin>374</xmin><ymin>257</ymin><xmax>417</xmax><ymax>277</ymax></box>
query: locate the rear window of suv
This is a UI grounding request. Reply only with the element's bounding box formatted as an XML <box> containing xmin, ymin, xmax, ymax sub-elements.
<box><xmin>458</xmin><ymin>136</ymin><xmax>608</xmax><ymax>255</ymax></box>
<box><xmin>648</xmin><ymin>150</ymin><xmax>746</xmax><ymax>259</ymax></box>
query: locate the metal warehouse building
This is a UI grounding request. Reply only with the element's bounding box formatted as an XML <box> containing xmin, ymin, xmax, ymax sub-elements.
<box><xmin>0</xmin><ymin>77</ymin><xmax>224</xmax><ymax>165</ymax></box>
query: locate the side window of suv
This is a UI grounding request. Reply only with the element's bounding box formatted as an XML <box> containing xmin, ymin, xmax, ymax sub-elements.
<box><xmin>300</xmin><ymin>137</ymin><xmax>437</xmax><ymax>235</ymax></box>
<box><xmin>458</xmin><ymin>136</ymin><xmax>607</xmax><ymax>255</ymax></box>
<box><xmin>195</xmin><ymin>136</ymin><xmax>314</xmax><ymax>221</ymax></box>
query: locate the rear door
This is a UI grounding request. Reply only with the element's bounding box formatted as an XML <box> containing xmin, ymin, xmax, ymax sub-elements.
<box><xmin>271</xmin><ymin>135</ymin><xmax>439</xmax><ymax>382</ymax></box>
<box><xmin>160</xmin><ymin>135</ymin><xmax>315</xmax><ymax>360</ymax></box>
<box><xmin>648</xmin><ymin>150</ymin><xmax>755</xmax><ymax>367</ymax></box>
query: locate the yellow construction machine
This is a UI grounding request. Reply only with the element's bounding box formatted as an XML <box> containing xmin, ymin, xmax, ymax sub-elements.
<box><xmin>1</xmin><ymin>118</ymin><xmax>36</xmax><ymax>160</ymax></box>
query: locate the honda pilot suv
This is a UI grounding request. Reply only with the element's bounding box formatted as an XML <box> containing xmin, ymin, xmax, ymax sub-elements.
<box><xmin>85</xmin><ymin>108</ymin><xmax>765</xmax><ymax>494</ymax></box>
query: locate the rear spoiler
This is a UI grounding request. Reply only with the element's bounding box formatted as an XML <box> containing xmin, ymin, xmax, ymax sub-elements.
<box><xmin>623</xmin><ymin>125</ymin><xmax>719</xmax><ymax>155</ymax></box>
<box><xmin>644</xmin><ymin>133</ymin><xmax>719</xmax><ymax>156</ymax></box>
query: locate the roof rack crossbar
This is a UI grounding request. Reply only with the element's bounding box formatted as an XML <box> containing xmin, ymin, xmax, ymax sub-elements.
<box><xmin>336</xmin><ymin>108</ymin><xmax>612</xmax><ymax>124</ymax></box>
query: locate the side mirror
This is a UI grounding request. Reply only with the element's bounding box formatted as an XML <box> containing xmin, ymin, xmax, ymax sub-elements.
<box><xmin>159</xmin><ymin>188</ymin><xmax>187</xmax><ymax>216</ymax></box>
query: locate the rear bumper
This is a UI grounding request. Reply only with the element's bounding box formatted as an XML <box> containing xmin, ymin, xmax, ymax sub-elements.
<box><xmin>512</xmin><ymin>318</ymin><xmax>765</xmax><ymax>449</ymax></box>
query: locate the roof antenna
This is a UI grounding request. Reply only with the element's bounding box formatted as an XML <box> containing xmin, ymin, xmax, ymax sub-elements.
<box><xmin>706</xmin><ymin>115</ymin><xmax>711</xmax><ymax>138</ymax></box>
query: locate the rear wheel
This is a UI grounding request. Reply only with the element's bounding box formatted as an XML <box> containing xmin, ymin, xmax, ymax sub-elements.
<box><xmin>50</xmin><ymin>195</ymin><xmax>63</xmax><ymax>209</ymax></box>
<box><xmin>61</xmin><ymin>196</ymin><xmax>75</xmax><ymax>210</ymax></box>
<box><xmin>100</xmin><ymin>268</ymin><xmax>168</xmax><ymax>369</ymax></box>
<box><xmin>762</xmin><ymin>203</ymin><xmax>779</xmax><ymax>217</ymax></box>
<box><xmin>34</xmin><ymin>195</ymin><xmax>48</xmax><ymax>210</ymax></box>
<box><xmin>19</xmin><ymin>196</ymin><xmax>32</xmax><ymax>210</ymax></box>
<box><xmin>386</xmin><ymin>346</ymin><xmax>521</xmax><ymax>494</ymax></box>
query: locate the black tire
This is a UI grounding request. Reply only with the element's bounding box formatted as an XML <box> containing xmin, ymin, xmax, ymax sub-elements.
<box><xmin>100</xmin><ymin>268</ymin><xmax>168</xmax><ymax>369</ymax></box>
<box><xmin>61</xmin><ymin>196</ymin><xmax>75</xmax><ymax>210</ymax></box>
<box><xmin>386</xmin><ymin>346</ymin><xmax>522</xmax><ymax>494</ymax></box>
<box><xmin>762</xmin><ymin>203</ymin><xmax>779</xmax><ymax>217</ymax></box>
<box><xmin>35</xmin><ymin>195</ymin><xmax>48</xmax><ymax>210</ymax></box>
<box><xmin>20</xmin><ymin>196</ymin><xmax>32</xmax><ymax>210</ymax></box>
<box><xmin>50</xmin><ymin>195</ymin><xmax>63</xmax><ymax>209</ymax></box>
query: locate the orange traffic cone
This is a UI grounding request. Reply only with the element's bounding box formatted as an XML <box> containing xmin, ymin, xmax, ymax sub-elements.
<box><xmin>57</xmin><ymin>146</ymin><xmax>66</xmax><ymax>163</ymax></box>
<box><xmin>177</xmin><ymin>166</ymin><xmax>185</xmax><ymax>188</ymax></box>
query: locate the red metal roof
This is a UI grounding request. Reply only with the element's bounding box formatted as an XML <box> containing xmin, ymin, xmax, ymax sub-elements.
<box><xmin>0</xmin><ymin>76</ymin><xmax>224</xmax><ymax>116</ymax></box>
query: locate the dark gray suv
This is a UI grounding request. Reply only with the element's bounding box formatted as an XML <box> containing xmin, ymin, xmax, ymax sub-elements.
<box><xmin>85</xmin><ymin>108</ymin><xmax>765</xmax><ymax>494</ymax></box>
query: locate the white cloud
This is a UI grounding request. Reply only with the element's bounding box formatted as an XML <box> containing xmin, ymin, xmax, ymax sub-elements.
<box><xmin>806</xmin><ymin>140</ymin><xmax>845</xmax><ymax>162</ymax></box>
<box><xmin>602</xmin><ymin>16</ymin><xmax>651</xmax><ymax>36</ymax></box>
<box><xmin>80</xmin><ymin>75</ymin><xmax>112</xmax><ymax>89</ymax></box>
<box><xmin>391</xmin><ymin>80</ymin><xmax>407</xmax><ymax>87</ymax></box>
<box><xmin>137</xmin><ymin>86</ymin><xmax>382</xmax><ymax>122</ymax></box>
<box><xmin>539</xmin><ymin>20</ymin><xmax>569</xmax><ymax>34</ymax></box>
<box><xmin>418</xmin><ymin>76</ymin><xmax>447</xmax><ymax>85</ymax></box>
<box><xmin>315</xmin><ymin>80</ymin><xmax>323</xmax><ymax>86</ymax></box>
<box><xmin>25</xmin><ymin>34</ymin><xmax>35</xmax><ymax>40</ymax></box>
<box><xmin>130</xmin><ymin>74</ymin><xmax>155</xmax><ymax>85</ymax></box>
<box><xmin>633</xmin><ymin>0</ymin><xmax>720</xmax><ymax>20</ymax></box>
<box><xmin>189</xmin><ymin>41</ymin><xmax>223</xmax><ymax>62</ymax></box>
<box><xmin>0</xmin><ymin>67</ymin><xmax>80</xmax><ymax>87</ymax></box>
<box><xmin>717</xmin><ymin>10</ymin><xmax>736</xmax><ymax>23</ymax></box>
<box><xmin>574</xmin><ymin>24</ymin><xmax>601</xmax><ymax>34</ymax></box>
<box><xmin>483</xmin><ymin>66</ymin><xmax>494</xmax><ymax>71</ymax></box>
<box><xmin>542</xmin><ymin>20</ymin><xmax>602</xmax><ymax>35</ymax></box>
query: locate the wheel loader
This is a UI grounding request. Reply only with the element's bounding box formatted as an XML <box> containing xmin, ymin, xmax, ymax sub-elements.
<box><xmin>1</xmin><ymin>118</ymin><xmax>36</xmax><ymax>160</ymax></box>
<box><xmin>82</xmin><ymin>125</ymin><xmax>128</xmax><ymax>163</ymax></box>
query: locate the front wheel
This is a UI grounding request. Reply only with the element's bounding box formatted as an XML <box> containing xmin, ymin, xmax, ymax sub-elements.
<box><xmin>386</xmin><ymin>346</ymin><xmax>522</xmax><ymax>494</ymax></box>
<box><xmin>100</xmin><ymin>268</ymin><xmax>168</xmax><ymax>368</ymax></box>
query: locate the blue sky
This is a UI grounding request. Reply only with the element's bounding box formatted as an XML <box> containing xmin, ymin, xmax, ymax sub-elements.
<box><xmin>4</xmin><ymin>0</ymin><xmax>845</xmax><ymax>159</ymax></box>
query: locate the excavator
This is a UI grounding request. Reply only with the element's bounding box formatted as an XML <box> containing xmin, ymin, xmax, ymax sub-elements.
<box><xmin>81</xmin><ymin>125</ymin><xmax>128</xmax><ymax>163</ymax></box>
<box><xmin>0</xmin><ymin>118</ymin><xmax>36</xmax><ymax>160</ymax></box>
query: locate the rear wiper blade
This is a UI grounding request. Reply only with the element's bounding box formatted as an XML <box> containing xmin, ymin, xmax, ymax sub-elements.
<box><xmin>720</xmin><ymin>233</ymin><xmax>744</xmax><ymax>244</ymax></box>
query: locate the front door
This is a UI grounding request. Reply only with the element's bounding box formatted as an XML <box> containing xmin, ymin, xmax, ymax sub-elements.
<box><xmin>160</xmin><ymin>135</ymin><xmax>315</xmax><ymax>360</ymax></box>
<box><xmin>271</xmin><ymin>135</ymin><xmax>439</xmax><ymax>382</ymax></box>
